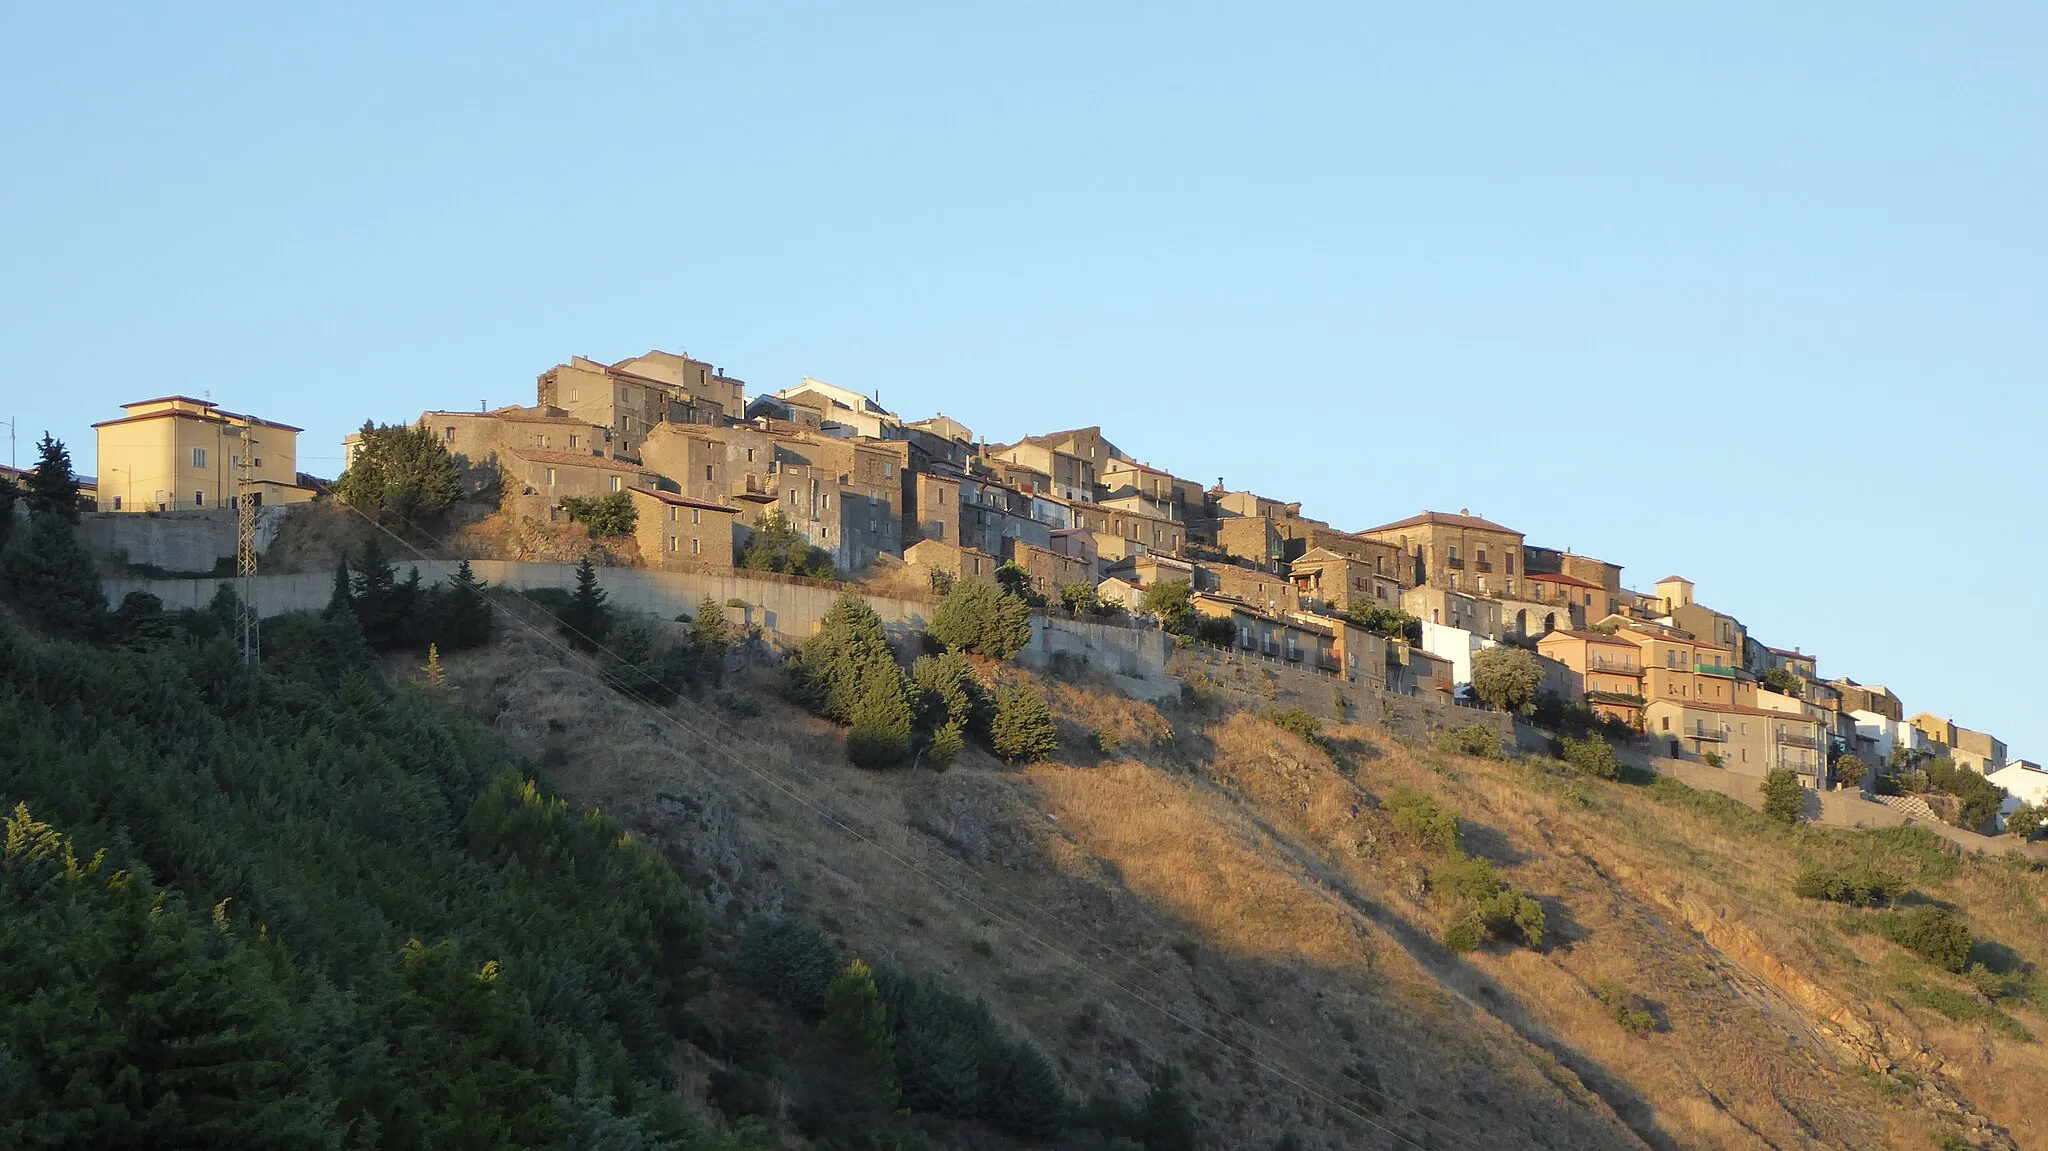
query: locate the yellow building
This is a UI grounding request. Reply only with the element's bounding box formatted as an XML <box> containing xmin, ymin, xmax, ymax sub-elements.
<box><xmin>93</xmin><ymin>396</ymin><xmax>313</xmax><ymax>512</ymax></box>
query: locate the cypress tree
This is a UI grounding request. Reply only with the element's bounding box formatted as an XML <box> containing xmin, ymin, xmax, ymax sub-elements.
<box><xmin>816</xmin><ymin>960</ymin><xmax>899</xmax><ymax>1109</ymax></box>
<box><xmin>442</xmin><ymin>559</ymin><xmax>493</xmax><ymax>649</ymax></box>
<box><xmin>0</xmin><ymin>473</ymin><xmax>19</xmax><ymax>552</ymax></box>
<box><xmin>990</xmin><ymin>685</ymin><xmax>1058</xmax><ymax>764</ymax></box>
<box><xmin>846</xmin><ymin>669</ymin><xmax>915</xmax><ymax>768</ymax></box>
<box><xmin>324</xmin><ymin>555</ymin><xmax>353</xmax><ymax>619</ymax></box>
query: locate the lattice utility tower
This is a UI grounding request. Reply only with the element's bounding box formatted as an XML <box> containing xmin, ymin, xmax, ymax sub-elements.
<box><xmin>235</xmin><ymin>427</ymin><xmax>261</xmax><ymax>665</ymax></box>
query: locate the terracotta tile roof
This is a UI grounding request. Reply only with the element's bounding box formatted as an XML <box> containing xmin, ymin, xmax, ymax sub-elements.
<box><xmin>1526</xmin><ymin>570</ymin><xmax>1601</xmax><ymax>589</ymax></box>
<box><xmin>637</xmin><ymin>489</ymin><xmax>734</xmax><ymax>513</ymax></box>
<box><xmin>94</xmin><ymin>397</ymin><xmax>304</xmax><ymax>432</ymax></box>
<box><xmin>506</xmin><ymin>448</ymin><xmax>655</xmax><ymax>475</ymax></box>
<box><xmin>1649</xmin><ymin>699</ymin><xmax>1825</xmax><ymax>723</ymax></box>
<box><xmin>1360</xmin><ymin>510</ymin><xmax>1521</xmax><ymax>536</ymax></box>
<box><xmin>1542</xmin><ymin>629</ymin><xmax>1638</xmax><ymax>647</ymax></box>
<box><xmin>1657</xmin><ymin>575</ymin><xmax>1691</xmax><ymax>585</ymax></box>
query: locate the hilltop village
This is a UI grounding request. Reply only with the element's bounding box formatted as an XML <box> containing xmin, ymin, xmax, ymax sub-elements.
<box><xmin>68</xmin><ymin>348</ymin><xmax>2046</xmax><ymax>834</ymax></box>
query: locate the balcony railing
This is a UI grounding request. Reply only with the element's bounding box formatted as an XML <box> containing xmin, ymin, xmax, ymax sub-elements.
<box><xmin>1774</xmin><ymin>732</ymin><xmax>1821</xmax><ymax>749</ymax></box>
<box><xmin>1689</xmin><ymin>726</ymin><xmax>1728</xmax><ymax>742</ymax></box>
<box><xmin>1474</xmin><ymin>560</ymin><xmax>1493</xmax><ymax>573</ymax></box>
<box><xmin>1445</xmin><ymin>557</ymin><xmax>1466</xmax><ymax>570</ymax></box>
<box><xmin>1694</xmin><ymin>663</ymin><xmax>1737</xmax><ymax>678</ymax></box>
<box><xmin>1587</xmin><ymin>657</ymin><xmax>1641</xmax><ymax>673</ymax></box>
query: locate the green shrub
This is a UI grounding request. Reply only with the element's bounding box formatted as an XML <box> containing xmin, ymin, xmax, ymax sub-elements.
<box><xmin>1387</xmin><ymin>787</ymin><xmax>1460</xmax><ymax>855</ymax></box>
<box><xmin>1443</xmin><ymin>914</ymin><xmax>1487</xmax><ymax>952</ymax></box>
<box><xmin>1595</xmin><ymin>980</ymin><xmax>1656</xmax><ymax>1034</ymax></box>
<box><xmin>1873</xmin><ymin>906</ymin><xmax>1974</xmax><ymax>973</ymax></box>
<box><xmin>990</xmin><ymin>686</ymin><xmax>1058</xmax><ymax>764</ymax></box>
<box><xmin>1792</xmin><ymin>864</ymin><xmax>1904</xmax><ymax>907</ymax></box>
<box><xmin>1267</xmin><ymin>706</ymin><xmax>1326</xmax><ymax>747</ymax></box>
<box><xmin>743</xmin><ymin>509</ymin><xmax>836</xmax><ymax>578</ymax></box>
<box><xmin>873</xmin><ymin>965</ymin><xmax>1068</xmax><ymax>1138</ymax></box>
<box><xmin>559</xmin><ymin>490</ymin><xmax>637</xmax><ymax>537</ymax></box>
<box><xmin>1438</xmin><ymin>724</ymin><xmax>1500</xmax><ymax>759</ymax></box>
<box><xmin>1897</xmin><ymin>980</ymin><xmax>2033</xmax><ymax>1041</ymax></box>
<box><xmin>1433</xmin><ymin>854</ymin><xmax>1545</xmax><ymax>948</ymax></box>
<box><xmin>1560</xmin><ymin>735</ymin><xmax>1621</xmax><ymax>780</ymax></box>
<box><xmin>847</xmin><ymin>671</ymin><xmax>917</xmax><ymax>768</ymax></box>
<box><xmin>1761</xmin><ymin>769</ymin><xmax>1806</xmax><ymax>826</ymax></box>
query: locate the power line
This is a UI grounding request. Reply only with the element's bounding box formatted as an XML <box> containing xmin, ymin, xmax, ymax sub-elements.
<box><xmin>328</xmin><ymin>498</ymin><xmax>1476</xmax><ymax>1150</ymax></box>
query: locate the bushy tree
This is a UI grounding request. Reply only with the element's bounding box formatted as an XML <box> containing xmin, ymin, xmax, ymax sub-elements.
<box><xmin>1435</xmin><ymin>855</ymin><xmax>1546</xmax><ymax>950</ymax></box>
<box><xmin>25</xmin><ymin>432</ymin><xmax>83</xmax><ymax>523</ymax></box>
<box><xmin>1438</xmin><ymin>724</ymin><xmax>1500</xmax><ymax>759</ymax></box>
<box><xmin>995</xmin><ymin>561</ymin><xmax>1045</xmax><ymax>607</ymax></box>
<box><xmin>1139</xmin><ymin>577</ymin><xmax>1195</xmax><ymax>636</ymax></box>
<box><xmin>1761</xmin><ymin>769</ymin><xmax>1806</xmax><ymax>826</ymax></box>
<box><xmin>2007</xmin><ymin>803</ymin><xmax>2045</xmax><ymax>840</ymax></box>
<box><xmin>790</xmin><ymin>593</ymin><xmax>919</xmax><ymax>767</ymax></box>
<box><xmin>560</xmin><ymin>556</ymin><xmax>613</xmax><ymax>648</ymax></box>
<box><xmin>691</xmin><ymin>595</ymin><xmax>731</xmax><ymax>649</ymax></box>
<box><xmin>737</xmin><ymin>916</ymin><xmax>843</xmax><ymax>1016</ymax></box>
<box><xmin>1793</xmin><ymin>864</ymin><xmax>1902</xmax><ymax>906</ymax></box>
<box><xmin>1057</xmin><ymin>581</ymin><xmax>1104</xmax><ymax>616</ymax></box>
<box><xmin>1559</xmin><ymin>735</ymin><xmax>1621</xmax><ymax>779</ymax></box>
<box><xmin>561</xmin><ymin>490</ymin><xmax>637</xmax><ymax>537</ymax></box>
<box><xmin>795</xmin><ymin>960</ymin><xmax>901</xmax><ymax>1134</ymax></box>
<box><xmin>1470</xmin><ymin>646</ymin><xmax>1543</xmax><ymax>714</ymax></box>
<box><xmin>1874</xmin><ymin>905</ymin><xmax>1974</xmax><ymax>973</ymax></box>
<box><xmin>331</xmin><ymin>420</ymin><xmax>461</xmax><ymax>524</ymax></box>
<box><xmin>1761</xmin><ymin>667</ymin><xmax>1803</xmax><ymax>697</ymax></box>
<box><xmin>743</xmin><ymin>509</ymin><xmax>835</xmax><ymax>578</ymax></box>
<box><xmin>1343</xmin><ymin>601</ymin><xmax>1422</xmax><ymax>643</ymax></box>
<box><xmin>111</xmin><ymin>591</ymin><xmax>176</xmax><ymax>649</ymax></box>
<box><xmin>1923</xmin><ymin>757</ymin><xmax>2008</xmax><ymax>830</ymax></box>
<box><xmin>929</xmin><ymin>576</ymin><xmax>1034</xmax><ymax>660</ymax></box>
<box><xmin>1834</xmin><ymin>754</ymin><xmax>1867</xmax><ymax>791</ymax></box>
<box><xmin>990</xmin><ymin>686</ymin><xmax>1058</xmax><ymax>763</ymax></box>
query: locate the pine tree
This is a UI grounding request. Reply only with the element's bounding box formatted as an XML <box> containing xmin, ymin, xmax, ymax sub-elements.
<box><xmin>324</xmin><ymin>556</ymin><xmax>353</xmax><ymax>619</ymax></box>
<box><xmin>422</xmin><ymin>643</ymin><xmax>445</xmax><ymax>690</ymax></box>
<box><xmin>25</xmin><ymin>433</ymin><xmax>82</xmax><ymax>523</ymax></box>
<box><xmin>929</xmin><ymin>577</ymin><xmax>1034</xmax><ymax>660</ymax></box>
<box><xmin>847</xmin><ymin>670</ymin><xmax>915</xmax><ymax>768</ymax></box>
<box><xmin>794</xmin><ymin>593</ymin><xmax>897</xmax><ymax>723</ymax></box>
<box><xmin>560</xmin><ymin>556</ymin><xmax>612</xmax><ymax>649</ymax></box>
<box><xmin>0</xmin><ymin>509</ymin><xmax>104</xmax><ymax>635</ymax></box>
<box><xmin>690</xmin><ymin>595</ymin><xmax>730</xmax><ymax>649</ymax></box>
<box><xmin>1138</xmin><ymin>1065</ymin><xmax>1199</xmax><ymax>1151</ymax></box>
<box><xmin>815</xmin><ymin>960</ymin><xmax>899</xmax><ymax>1109</ymax></box>
<box><xmin>990</xmin><ymin>686</ymin><xmax>1058</xmax><ymax>763</ymax></box>
<box><xmin>0</xmin><ymin>472</ymin><xmax>19</xmax><ymax>552</ymax></box>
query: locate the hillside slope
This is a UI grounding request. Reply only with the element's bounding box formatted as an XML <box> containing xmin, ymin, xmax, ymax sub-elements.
<box><xmin>454</xmin><ymin>626</ymin><xmax>2048</xmax><ymax>1150</ymax></box>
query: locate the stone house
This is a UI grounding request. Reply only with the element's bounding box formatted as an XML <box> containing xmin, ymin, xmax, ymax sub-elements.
<box><xmin>991</xmin><ymin>438</ymin><xmax>1096</xmax><ymax>502</ymax></box>
<box><xmin>1760</xmin><ymin>646</ymin><xmax>1818</xmax><ymax>680</ymax></box>
<box><xmin>1049</xmin><ymin>527</ymin><xmax>1100</xmax><ymax>583</ymax></box>
<box><xmin>1387</xmin><ymin>643</ymin><xmax>1456</xmax><ymax>696</ymax></box>
<box><xmin>1003</xmin><ymin>538</ymin><xmax>1090</xmax><ymax>596</ymax></box>
<box><xmin>1830</xmin><ymin>681</ymin><xmax>1903</xmax><ymax>722</ymax></box>
<box><xmin>1523</xmin><ymin>570</ymin><xmax>1601</xmax><ymax>631</ymax></box>
<box><xmin>536</xmin><ymin>352</ymin><xmax>741</xmax><ymax>458</ymax></box>
<box><xmin>772</xmin><ymin>378</ymin><xmax>899</xmax><ymax>439</ymax></box>
<box><xmin>1060</xmin><ymin>497</ymin><xmax>1185</xmax><ymax>560</ymax></box>
<box><xmin>629</xmin><ymin>489</ymin><xmax>737</xmax><ymax>570</ymax></box>
<box><xmin>904</xmin><ymin>539</ymin><xmax>998</xmax><ymax>587</ymax></box>
<box><xmin>1402</xmin><ymin>585</ymin><xmax>1502</xmax><ymax>639</ymax></box>
<box><xmin>1952</xmin><ymin>727</ymin><xmax>2008</xmax><ymax>776</ymax></box>
<box><xmin>1214</xmin><ymin>514</ymin><xmax>1287</xmax><ymax>572</ymax></box>
<box><xmin>1197</xmin><ymin>561</ymin><xmax>1301</xmax><ymax>615</ymax></box>
<box><xmin>501</xmin><ymin>447</ymin><xmax>661</xmax><ymax>502</ymax></box>
<box><xmin>1359</xmin><ymin>510</ymin><xmax>1525</xmax><ymax>595</ymax></box>
<box><xmin>1522</xmin><ymin>546</ymin><xmax>1625</xmax><ymax>620</ymax></box>
<box><xmin>417</xmin><ymin>405</ymin><xmax>617</xmax><ymax>470</ymax></box>
<box><xmin>638</xmin><ymin>424</ymin><xmax>729</xmax><ymax>506</ymax></box>
<box><xmin>1289</xmin><ymin>547</ymin><xmax>1402</xmax><ymax>612</ymax></box>
<box><xmin>1099</xmin><ymin>460</ymin><xmax>1204</xmax><ymax>511</ymax></box>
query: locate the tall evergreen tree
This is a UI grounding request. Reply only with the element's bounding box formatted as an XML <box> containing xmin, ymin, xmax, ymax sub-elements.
<box><xmin>0</xmin><ymin>472</ymin><xmax>19</xmax><ymax>552</ymax></box>
<box><xmin>990</xmin><ymin>686</ymin><xmax>1058</xmax><ymax>764</ymax></box>
<box><xmin>560</xmin><ymin>556</ymin><xmax>612</xmax><ymax>649</ymax></box>
<box><xmin>0</xmin><ymin>510</ymin><xmax>103</xmax><ymax>635</ymax></box>
<box><xmin>25</xmin><ymin>433</ymin><xmax>82</xmax><ymax>523</ymax></box>
<box><xmin>436</xmin><ymin>559</ymin><xmax>494</xmax><ymax>650</ymax></box>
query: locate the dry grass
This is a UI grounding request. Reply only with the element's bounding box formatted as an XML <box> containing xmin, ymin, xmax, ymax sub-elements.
<box><xmin>426</xmin><ymin>622</ymin><xmax>2045</xmax><ymax>1149</ymax></box>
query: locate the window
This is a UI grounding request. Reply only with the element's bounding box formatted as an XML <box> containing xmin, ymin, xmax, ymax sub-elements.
<box><xmin>704</xmin><ymin>464</ymin><xmax>713</xmax><ymax>482</ymax></box>
<box><xmin>444</xmin><ymin>427</ymin><xmax>456</xmax><ymax>442</ymax></box>
<box><xmin>191</xmin><ymin>447</ymin><xmax>207</xmax><ymax>468</ymax></box>
<box><xmin>1506</xmin><ymin>554</ymin><xmax>1515</xmax><ymax>574</ymax></box>
<box><xmin>112</xmin><ymin>496</ymin><xmax>122</xmax><ymax>510</ymax></box>
<box><xmin>691</xmin><ymin>508</ymin><xmax>701</xmax><ymax>525</ymax></box>
<box><xmin>195</xmin><ymin>490</ymin><xmax>205</xmax><ymax>507</ymax></box>
<box><xmin>690</xmin><ymin>538</ymin><xmax>700</xmax><ymax>555</ymax></box>
<box><xmin>1661</xmin><ymin>717</ymin><xmax>1670</xmax><ymax>731</ymax></box>
<box><xmin>568</xmin><ymin>436</ymin><xmax>577</xmax><ymax>449</ymax></box>
<box><xmin>747</xmin><ymin>448</ymin><xmax>756</xmax><ymax>462</ymax></box>
<box><xmin>546</xmin><ymin>469</ymin><xmax>557</xmax><ymax>486</ymax></box>
<box><xmin>1448</xmin><ymin>545</ymin><xmax>1460</xmax><ymax>561</ymax></box>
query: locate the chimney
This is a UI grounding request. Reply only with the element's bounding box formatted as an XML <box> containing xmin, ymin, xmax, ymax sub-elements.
<box><xmin>1460</xmin><ymin>507</ymin><xmax>1470</xmax><ymax>516</ymax></box>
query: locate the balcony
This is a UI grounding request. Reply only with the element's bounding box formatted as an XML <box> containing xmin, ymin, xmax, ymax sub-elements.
<box><xmin>1445</xmin><ymin>557</ymin><xmax>1466</xmax><ymax>570</ymax></box>
<box><xmin>1694</xmin><ymin>662</ymin><xmax>1737</xmax><ymax>678</ymax></box>
<box><xmin>1587</xmin><ymin>657</ymin><xmax>1641</xmax><ymax>674</ymax></box>
<box><xmin>1689</xmin><ymin>726</ymin><xmax>1728</xmax><ymax>742</ymax></box>
<box><xmin>1774</xmin><ymin>732</ymin><xmax>1822</xmax><ymax>750</ymax></box>
<box><xmin>1474</xmin><ymin>560</ymin><xmax>1494</xmax><ymax>573</ymax></box>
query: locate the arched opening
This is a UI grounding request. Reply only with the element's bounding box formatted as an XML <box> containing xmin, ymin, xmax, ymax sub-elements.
<box><xmin>1514</xmin><ymin>609</ymin><xmax>1528</xmax><ymax>635</ymax></box>
<box><xmin>1544</xmin><ymin>612</ymin><xmax>1557</xmax><ymax>633</ymax></box>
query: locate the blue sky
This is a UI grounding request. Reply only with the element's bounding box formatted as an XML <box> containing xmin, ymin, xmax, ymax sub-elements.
<box><xmin>4</xmin><ymin>4</ymin><xmax>2043</xmax><ymax>756</ymax></box>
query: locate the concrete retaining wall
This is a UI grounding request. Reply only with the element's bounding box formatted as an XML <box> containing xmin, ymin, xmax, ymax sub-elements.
<box><xmin>82</xmin><ymin>507</ymin><xmax>287</xmax><ymax>574</ymax></box>
<box><xmin>99</xmin><ymin>562</ymin><xmax>1170</xmax><ymax>685</ymax></box>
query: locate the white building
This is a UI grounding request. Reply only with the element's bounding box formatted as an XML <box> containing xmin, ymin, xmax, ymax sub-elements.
<box><xmin>1420</xmin><ymin>620</ymin><xmax>1495</xmax><ymax>694</ymax></box>
<box><xmin>774</xmin><ymin>378</ymin><xmax>900</xmax><ymax>439</ymax></box>
<box><xmin>1988</xmin><ymin>760</ymin><xmax>2048</xmax><ymax>830</ymax></box>
<box><xmin>1851</xmin><ymin>710</ymin><xmax>1929</xmax><ymax>764</ymax></box>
